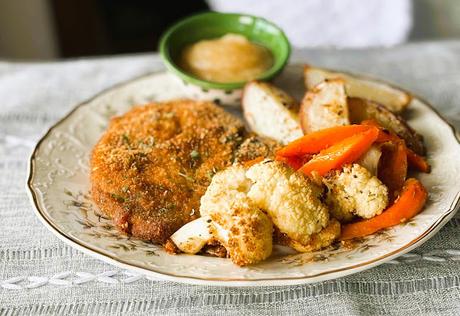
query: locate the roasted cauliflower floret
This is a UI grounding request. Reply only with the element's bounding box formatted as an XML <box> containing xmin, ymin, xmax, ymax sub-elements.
<box><xmin>200</xmin><ymin>165</ymin><xmax>273</xmax><ymax>266</ymax></box>
<box><xmin>323</xmin><ymin>164</ymin><xmax>389</xmax><ymax>222</ymax></box>
<box><xmin>200</xmin><ymin>164</ymin><xmax>252</xmax><ymax>215</ymax></box>
<box><xmin>246</xmin><ymin>160</ymin><xmax>329</xmax><ymax>245</ymax></box>
<box><xmin>276</xmin><ymin>218</ymin><xmax>341</xmax><ymax>252</ymax></box>
<box><xmin>170</xmin><ymin>216</ymin><xmax>213</xmax><ymax>254</ymax></box>
<box><xmin>208</xmin><ymin>200</ymin><xmax>273</xmax><ymax>266</ymax></box>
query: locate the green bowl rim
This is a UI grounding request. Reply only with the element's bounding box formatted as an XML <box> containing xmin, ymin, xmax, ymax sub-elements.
<box><xmin>159</xmin><ymin>11</ymin><xmax>291</xmax><ymax>90</ymax></box>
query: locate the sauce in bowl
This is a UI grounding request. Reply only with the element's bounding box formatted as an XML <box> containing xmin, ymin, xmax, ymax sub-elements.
<box><xmin>179</xmin><ymin>33</ymin><xmax>273</xmax><ymax>83</ymax></box>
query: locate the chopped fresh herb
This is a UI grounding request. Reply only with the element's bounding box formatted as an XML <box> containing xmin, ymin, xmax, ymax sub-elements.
<box><xmin>122</xmin><ymin>133</ymin><xmax>130</xmax><ymax>144</ymax></box>
<box><xmin>219</xmin><ymin>133</ymin><xmax>243</xmax><ymax>144</ymax></box>
<box><xmin>158</xmin><ymin>207</ymin><xmax>168</xmax><ymax>214</ymax></box>
<box><xmin>166</xmin><ymin>203</ymin><xmax>176</xmax><ymax>210</ymax></box>
<box><xmin>111</xmin><ymin>193</ymin><xmax>126</xmax><ymax>203</ymax></box>
<box><xmin>157</xmin><ymin>204</ymin><xmax>176</xmax><ymax>214</ymax></box>
<box><xmin>178</xmin><ymin>172</ymin><xmax>195</xmax><ymax>182</ymax></box>
<box><xmin>190</xmin><ymin>150</ymin><xmax>200</xmax><ymax>160</ymax></box>
<box><xmin>145</xmin><ymin>136</ymin><xmax>155</xmax><ymax>146</ymax></box>
<box><xmin>138</xmin><ymin>136</ymin><xmax>155</xmax><ymax>149</ymax></box>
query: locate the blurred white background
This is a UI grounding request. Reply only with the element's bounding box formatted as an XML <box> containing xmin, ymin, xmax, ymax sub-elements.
<box><xmin>209</xmin><ymin>0</ymin><xmax>412</xmax><ymax>47</ymax></box>
<box><xmin>1</xmin><ymin>0</ymin><xmax>460</xmax><ymax>60</ymax></box>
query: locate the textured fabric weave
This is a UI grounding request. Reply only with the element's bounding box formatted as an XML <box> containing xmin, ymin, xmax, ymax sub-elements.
<box><xmin>1</xmin><ymin>41</ymin><xmax>460</xmax><ymax>315</ymax></box>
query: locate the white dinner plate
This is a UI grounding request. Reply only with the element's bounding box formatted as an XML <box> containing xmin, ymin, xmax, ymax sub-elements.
<box><xmin>27</xmin><ymin>64</ymin><xmax>460</xmax><ymax>286</ymax></box>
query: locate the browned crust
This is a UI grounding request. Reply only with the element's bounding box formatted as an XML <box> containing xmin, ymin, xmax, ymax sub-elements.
<box><xmin>234</xmin><ymin>134</ymin><xmax>282</xmax><ymax>162</ymax></box>
<box><xmin>90</xmin><ymin>100</ymin><xmax>245</xmax><ymax>244</ymax></box>
<box><xmin>91</xmin><ymin>100</ymin><xmax>280</xmax><ymax>245</ymax></box>
<box><xmin>303</xmin><ymin>64</ymin><xmax>413</xmax><ymax>112</ymax></box>
<box><xmin>201</xmin><ymin>240</ymin><xmax>228</xmax><ymax>258</ymax></box>
<box><xmin>164</xmin><ymin>239</ymin><xmax>180</xmax><ymax>254</ymax></box>
<box><xmin>348</xmin><ymin>97</ymin><xmax>425</xmax><ymax>155</ymax></box>
<box><xmin>274</xmin><ymin>219</ymin><xmax>341</xmax><ymax>252</ymax></box>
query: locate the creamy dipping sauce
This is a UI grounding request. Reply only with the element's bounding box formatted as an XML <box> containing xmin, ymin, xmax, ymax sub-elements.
<box><xmin>179</xmin><ymin>33</ymin><xmax>273</xmax><ymax>83</ymax></box>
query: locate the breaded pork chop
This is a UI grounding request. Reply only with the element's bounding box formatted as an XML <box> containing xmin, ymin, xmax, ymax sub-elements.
<box><xmin>91</xmin><ymin>100</ymin><xmax>278</xmax><ymax>244</ymax></box>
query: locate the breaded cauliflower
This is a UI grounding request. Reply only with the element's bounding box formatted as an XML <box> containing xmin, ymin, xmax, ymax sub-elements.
<box><xmin>200</xmin><ymin>165</ymin><xmax>252</xmax><ymax>215</ymax></box>
<box><xmin>323</xmin><ymin>164</ymin><xmax>388</xmax><ymax>222</ymax></box>
<box><xmin>283</xmin><ymin>219</ymin><xmax>341</xmax><ymax>253</ymax></box>
<box><xmin>169</xmin><ymin>216</ymin><xmax>213</xmax><ymax>254</ymax></box>
<box><xmin>246</xmin><ymin>160</ymin><xmax>329</xmax><ymax>245</ymax></box>
<box><xmin>209</xmin><ymin>201</ymin><xmax>273</xmax><ymax>266</ymax></box>
<box><xmin>200</xmin><ymin>165</ymin><xmax>273</xmax><ymax>266</ymax></box>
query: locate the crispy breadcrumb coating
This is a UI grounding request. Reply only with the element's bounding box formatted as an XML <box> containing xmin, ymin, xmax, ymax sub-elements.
<box><xmin>234</xmin><ymin>135</ymin><xmax>282</xmax><ymax>163</ymax></box>
<box><xmin>91</xmin><ymin>100</ymin><xmax>280</xmax><ymax>244</ymax></box>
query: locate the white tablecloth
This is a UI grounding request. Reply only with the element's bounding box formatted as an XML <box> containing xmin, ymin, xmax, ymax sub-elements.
<box><xmin>1</xmin><ymin>41</ymin><xmax>460</xmax><ymax>315</ymax></box>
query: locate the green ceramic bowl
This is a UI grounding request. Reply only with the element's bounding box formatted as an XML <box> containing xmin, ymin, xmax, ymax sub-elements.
<box><xmin>159</xmin><ymin>12</ymin><xmax>291</xmax><ymax>105</ymax></box>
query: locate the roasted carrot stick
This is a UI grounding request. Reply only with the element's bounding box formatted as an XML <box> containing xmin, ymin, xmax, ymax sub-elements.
<box><xmin>298</xmin><ymin>127</ymin><xmax>379</xmax><ymax>176</ymax></box>
<box><xmin>364</xmin><ymin>119</ymin><xmax>430</xmax><ymax>174</ymax></box>
<box><xmin>340</xmin><ymin>178</ymin><xmax>428</xmax><ymax>240</ymax></box>
<box><xmin>276</xmin><ymin>125</ymin><xmax>372</xmax><ymax>157</ymax></box>
<box><xmin>363</xmin><ymin>119</ymin><xmax>409</xmax><ymax>195</ymax></box>
<box><xmin>378</xmin><ymin>140</ymin><xmax>408</xmax><ymax>199</ymax></box>
<box><xmin>362</xmin><ymin>119</ymin><xmax>398</xmax><ymax>143</ymax></box>
<box><xmin>406</xmin><ymin>148</ymin><xmax>431</xmax><ymax>173</ymax></box>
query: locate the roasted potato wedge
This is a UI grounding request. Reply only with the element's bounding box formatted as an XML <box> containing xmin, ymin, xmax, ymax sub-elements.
<box><xmin>304</xmin><ymin>65</ymin><xmax>411</xmax><ymax>113</ymax></box>
<box><xmin>348</xmin><ymin>97</ymin><xmax>425</xmax><ymax>155</ymax></box>
<box><xmin>242</xmin><ymin>81</ymin><xmax>303</xmax><ymax>144</ymax></box>
<box><xmin>299</xmin><ymin>79</ymin><xmax>350</xmax><ymax>133</ymax></box>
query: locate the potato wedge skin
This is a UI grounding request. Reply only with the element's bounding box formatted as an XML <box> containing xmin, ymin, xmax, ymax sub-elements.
<box><xmin>304</xmin><ymin>65</ymin><xmax>411</xmax><ymax>113</ymax></box>
<box><xmin>299</xmin><ymin>79</ymin><xmax>350</xmax><ymax>134</ymax></box>
<box><xmin>348</xmin><ymin>97</ymin><xmax>425</xmax><ymax>155</ymax></box>
<box><xmin>242</xmin><ymin>81</ymin><xmax>302</xmax><ymax>144</ymax></box>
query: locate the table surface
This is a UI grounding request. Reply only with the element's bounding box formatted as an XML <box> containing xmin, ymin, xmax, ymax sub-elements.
<box><xmin>1</xmin><ymin>41</ymin><xmax>460</xmax><ymax>316</ymax></box>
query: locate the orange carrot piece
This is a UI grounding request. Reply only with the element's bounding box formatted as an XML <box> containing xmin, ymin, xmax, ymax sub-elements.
<box><xmin>363</xmin><ymin>121</ymin><xmax>430</xmax><ymax>172</ymax></box>
<box><xmin>376</xmin><ymin>130</ymin><xmax>397</xmax><ymax>143</ymax></box>
<box><xmin>362</xmin><ymin>119</ymin><xmax>398</xmax><ymax>143</ymax></box>
<box><xmin>406</xmin><ymin>148</ymin><xmax>431</xmax><ymax>173</ymax></box>
<box><xmin>243</xmin><ymin>156</ymin><xmax>264</xmax><ymax>168</ymax></box>
<box><xmin>298</xmin><ymin>127</ymin><xmax>379</xmax><ymax>176</ymax></box>
<box><xmin>276</xmin><ymin>154</ymin><xmax>312</xmax><ymax>170</ymax></box>
<box><xmin>378</xmin><ymin>140</ymin><xmax>408</xmax><ymax>199</ymax></box>
<box><xmin>340</xmin><ymin>178</ymin><xmax>428</xmax><ymax>240</ymax></box>
<box><xmin>363</xmin><ymin>119</ymin><xmax>408</xmax><ymax>195</ymax></box>
<box><xmin>276</xmin><ymin>125</ymin><xmax>371</xmax><ymax>158</ymax></box>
